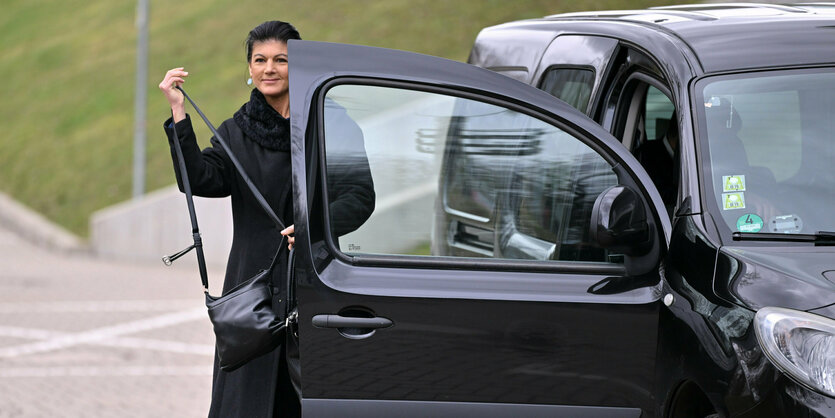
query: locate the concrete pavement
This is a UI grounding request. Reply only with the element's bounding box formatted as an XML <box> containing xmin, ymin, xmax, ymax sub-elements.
<box><xmin>0</xmin><ymin>225</ymin><xmax>224</xmax><ymax>417</ymax></box>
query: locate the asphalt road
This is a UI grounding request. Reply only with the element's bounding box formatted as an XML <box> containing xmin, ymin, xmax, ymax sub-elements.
<box><xmin>0</xmin><ymin>226</ymin><xmax>224</xmax><ymax>417</ymax></box>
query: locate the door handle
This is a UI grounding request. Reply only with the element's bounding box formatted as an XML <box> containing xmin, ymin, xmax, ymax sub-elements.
<box><xmin>311</xmin><ymin>314</ymin><xmax>393</xmax><ymax>329</ymax></box>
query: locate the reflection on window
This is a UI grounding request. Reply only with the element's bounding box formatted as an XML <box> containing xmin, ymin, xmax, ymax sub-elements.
<box><xmin>539</xmin><ymin>68</ymin><xmax>594</xmax><ymax>112</ymax></box>
<box><xmin>700</xmin><ymin>69</ymin><xmax>835</xmax><ymax>236</ymax></box>
<box><xmin>324</xmin><ymin>84</ymin><xmax>619</xmax><ymax>264</ymax></box>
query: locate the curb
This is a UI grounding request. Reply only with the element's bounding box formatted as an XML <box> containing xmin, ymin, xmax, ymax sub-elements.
<box><xmin>0</xmin><ymin>192</ymin><xmax>86</xmax><ymax>254</ymax></box>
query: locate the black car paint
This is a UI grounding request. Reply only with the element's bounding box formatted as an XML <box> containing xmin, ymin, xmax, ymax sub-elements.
<box><xmin>285</xmin><ymin>6</ymin><xmax>835</xmax><ymax>418</ymax></box>
<box><xmin>715</xmin><ymin>246</ymin><xmax>835</xmax><ymax>311</ymax></box>
<box><xmin>288</xmin><ymin>41</ymin><xmax>670</xmax><ymax>416</ymax></box>
<box><xmin>470</xmin><ymin>19</ymin><xmax>706</xmax><ymax>217</ymax></box>
<box><xmin>471</xmin><ymin>9</ymin><xmax>835</xmax><ymax>414</ymax></box>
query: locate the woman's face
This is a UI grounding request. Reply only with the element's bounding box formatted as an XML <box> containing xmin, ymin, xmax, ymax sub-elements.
<box><xmin>249</xmin><ymin>40</ymin><xmax>289</xmax><ymax>100</ymax></box>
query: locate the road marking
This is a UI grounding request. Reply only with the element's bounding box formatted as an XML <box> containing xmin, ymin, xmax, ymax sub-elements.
<box><xmin>0</xmin><ymin>299</ymin><xmax>200</xmax><ymax>313</ymax></box>
<box><xmin>98</xmin><ymin>337</ymin><xmax>214</xmax><ymax>355</ymax></box>
<box><xmin>0</xmin><ymin>366</ymin><xmax>213</xmax><ymax>377</ymax></box>
<box><xmin>0</xmin><ymin>308</ymin><xmax>207</xmax><ymax>358</ymax></box>
<box><xmin>0</xmin><ymin>324</ymin><xmax>214</xmax><ymax>355</ymax></box>
<box><xmin>0</xmin><ymin>325</ymin><xmax>59</xmax><ymax>340</ymax></box>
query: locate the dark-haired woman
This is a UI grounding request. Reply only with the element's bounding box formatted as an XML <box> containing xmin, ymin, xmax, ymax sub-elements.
<box><xmin>158</xmin><ymin>21</ymin><xmax>374</xmax><ymax>417</ymax></box>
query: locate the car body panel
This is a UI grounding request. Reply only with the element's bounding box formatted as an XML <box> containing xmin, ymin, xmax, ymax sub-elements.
<box><xmin>472</xmin><ymin>18</ymin><xmax>704</xmax><ymax>218</ymax></box>
<box><xmin>715</xmin><ymin>246</ymin><xmax>835</xmax><ymax>311</ymax></box>
<box><xmin>303</xmin><ymin>399</ymin><xmax>641</xmax><ymax>417</ymax></box>
<box><xmin>286</xmin><ymin>5</ymin><xmax>835</xmax><ymax>416</ymax></box>
<box><xmin>287</xmin><ymin>40</ymin><xmax>670</xmax><ymax>416</ymax></box>
<box><xmin>667</xmin><ymin>18</ymin><xmax>835</xmax><ymax>73</ymax></box>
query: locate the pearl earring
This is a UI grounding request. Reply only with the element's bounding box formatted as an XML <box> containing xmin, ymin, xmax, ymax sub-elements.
<box><xmin>247</xmin><ymin>77</ymin><xmax>253</xmax><ymax>86</ymax></box>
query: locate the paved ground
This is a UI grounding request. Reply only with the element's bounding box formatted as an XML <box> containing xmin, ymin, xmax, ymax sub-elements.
<box><xmin>0</xmin><ymin>226</ymin><xmax>225</xmax><ymax>417</ymax></box>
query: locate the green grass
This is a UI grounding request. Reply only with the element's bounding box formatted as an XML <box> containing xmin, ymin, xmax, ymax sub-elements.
<box><xmin>408</xmin><ymin>242</ymin><xmax>432</xmax><ymax>256</ymax></box>
<box><xmin>0</xmin><ymin>0</ymin><xmax>684</xmax><ymax>236</ymax></box>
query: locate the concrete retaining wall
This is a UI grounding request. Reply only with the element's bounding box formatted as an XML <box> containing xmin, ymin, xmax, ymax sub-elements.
<box><xmin>0</xmin><ymin>192</ymin><xmax>84</xmax><ymax>254</ymax></box>
<box><xmin>90</xmin><ymin>186</ymin><xmax>233</xmax><ymax>267</ymax></box>
<box><xmin>89</xmin><ymin>182</ymin><xmax>433</xmax><ymax>265</ymax></box>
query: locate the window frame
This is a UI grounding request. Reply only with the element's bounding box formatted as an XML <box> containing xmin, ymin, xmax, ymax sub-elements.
<box><xmin>313</xmin><ymin>76</ymin><xmax>631</xmax><ymax>275</ymax></box>
<box><xmin>610</xmin><ymin>71</ymin><xmax>674</xmax><ymax>149</ymax></box>
<box><xmin>316</xmin><ymin>76</ymin><xmax>634</xmax><ymax>275</ymax></box>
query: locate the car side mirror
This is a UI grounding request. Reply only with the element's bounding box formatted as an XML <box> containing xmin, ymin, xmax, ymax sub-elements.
<box><xmin>590</xmin><ymin>185</ymin><xmax>652</xmax><ymax>257</ymax></box>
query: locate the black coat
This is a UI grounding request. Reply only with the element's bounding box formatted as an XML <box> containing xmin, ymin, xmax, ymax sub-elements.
<box><xmin>164</xmin><ymin>94</ymin><xmax>375</xmax><ymax>417</ymax></box>
<box><xmin>165</xmin><ymin>113</ymin><xmax>295</xmax><ymax>417</ymax></box>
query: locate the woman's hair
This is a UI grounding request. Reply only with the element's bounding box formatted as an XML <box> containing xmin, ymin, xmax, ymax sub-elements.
<box><xmin>245</xmin><ymin>21</ymin><xmax>301</xmax><ymax>62</ymax></box>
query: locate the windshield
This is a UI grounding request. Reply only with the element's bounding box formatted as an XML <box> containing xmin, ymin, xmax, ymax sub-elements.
<box><xmin>696</xmin><ymin>68</ymin><xmax>835</xmax><ymax>238</ymax></box>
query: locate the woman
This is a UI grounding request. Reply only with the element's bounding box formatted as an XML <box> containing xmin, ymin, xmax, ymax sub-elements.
<box><xmin>159</xmin><ymin>21</ymin><xmax>302</xmax><ymax>417</ymax></box>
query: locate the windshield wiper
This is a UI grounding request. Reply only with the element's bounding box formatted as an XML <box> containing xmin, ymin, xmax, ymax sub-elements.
<box><xmin>732</xmin><ymin>230</ymin><xmax>835</xmax><ymax>245</ymax></box>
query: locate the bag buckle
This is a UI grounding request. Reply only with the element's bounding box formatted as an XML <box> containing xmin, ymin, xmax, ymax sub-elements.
<box><xmin>285</xmin><ymin>309</ymin><xmax>298</xmax><ymax>328</ymax></box>
<box><xmin>162</xmin><ymin>244</ymin><xmax>195</xmax><ymax>266</ymax></box>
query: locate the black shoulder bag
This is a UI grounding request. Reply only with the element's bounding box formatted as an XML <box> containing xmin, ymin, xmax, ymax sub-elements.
<box><xmin>163</xmin><ymin>86</ymin><xmax>294</xmax><ymax>371</ymax></box>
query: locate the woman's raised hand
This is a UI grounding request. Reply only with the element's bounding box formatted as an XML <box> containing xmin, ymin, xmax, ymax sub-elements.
<box><xmin>159</xmin><ymin>67</ymin><xmax>188</xmax><ymax>122</ymax></box>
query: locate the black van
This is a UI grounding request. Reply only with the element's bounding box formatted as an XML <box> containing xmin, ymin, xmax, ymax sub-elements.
<box><xmin>284</xmin><ymin>4</ymin><xmax>835</xmax><ymax>417</ymax></box>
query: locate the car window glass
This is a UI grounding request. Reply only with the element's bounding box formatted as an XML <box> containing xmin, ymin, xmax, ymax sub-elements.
<box><xmin>610</xmin><ymin>77</ymin><xmax>678</xmax><ymax>216</ymax></box>
<box><xmin>644</xmin><ymin>86</ymin><xmax>675</xmax><ymax>142</ymax></box>
<box><xmin>323</xmin><ymin>84</ymin><xmax>620</xmax><ymax>264</ymax></box>
<box><xmin>698</xmin><ymin>69</ymin><xmax>835</xmax><ymax>236</ymax></box>
<box><xmin>539</xmin><ymin>68</ymin><xmax>594</xmax><ymax>112</ymax></box>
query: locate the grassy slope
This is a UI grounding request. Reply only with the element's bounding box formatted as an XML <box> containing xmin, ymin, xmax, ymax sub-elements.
<box><xmin>0</xmin><ymin>0</ymin><xmax>683</xmax><ymax>236</ymax></box>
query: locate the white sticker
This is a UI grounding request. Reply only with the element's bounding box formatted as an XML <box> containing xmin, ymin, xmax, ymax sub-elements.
<box><xmin>771</xmin><ymin>214</ymin><xmax>803</xmax><ymax>233</ymax></box>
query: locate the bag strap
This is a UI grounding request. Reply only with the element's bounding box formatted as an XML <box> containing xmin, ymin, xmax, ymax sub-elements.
<box><xmin>167</xmin><ymin>112</ymin><xmax>210</xmax><ymax>291</ymax></box>
<box><xmin>178</xmin><ymin>86</ymin><xmax>286</xmax><ymax>231</ymax></box>
<box><xmin>164</xmin><ymin>86</ymin><xmax>287</xmax><ymax>292</ymax></box>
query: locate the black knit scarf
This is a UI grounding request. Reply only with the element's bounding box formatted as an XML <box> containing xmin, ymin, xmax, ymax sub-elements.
<box><xmin>233</xmin><ymin>89</ymin><xmax>290</xmax><ymax>151</ymax></box>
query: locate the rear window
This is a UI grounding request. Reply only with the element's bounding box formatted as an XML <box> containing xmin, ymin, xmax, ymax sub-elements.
<box><xmin>538</xmin><ymin>67</ymin><xmax>595</xmax><ymax>112</ymax></box>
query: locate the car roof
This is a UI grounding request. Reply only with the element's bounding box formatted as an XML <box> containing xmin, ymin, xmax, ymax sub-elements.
<box><xmin>489</xmin><ymin>3</ymin><xmax>835</xmax><ymax>73</ymax></box>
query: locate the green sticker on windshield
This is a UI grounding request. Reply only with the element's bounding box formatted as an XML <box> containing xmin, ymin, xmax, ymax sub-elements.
<box><xmin>736</xmin><ymin>214</ymin><xmax>763</xmax><ymax>233</ymax></box>
<box><xmin>722</xmin><ymin>192</ymin><xmax>746</xmax><ymax>210</ymax></box>
<box><xmin>723</xmin><ymin>175</ymin><xmax>746</xmax><ymax>192</ymax></box>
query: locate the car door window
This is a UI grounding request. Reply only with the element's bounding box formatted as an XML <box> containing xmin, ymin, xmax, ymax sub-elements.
<box><xmin>322</xmin><ymin>83</ymin><xmax>620</xmax><ymax>264</ymax></box>
<box><xmin>613</xmin><ymin>77</ymin><xmax>678</xmax><ymax>215</ymax></box>
<box><xmin>644</xmin><ymin>86</ymin><xmax>676</xmax><ymax>143</ymax></box>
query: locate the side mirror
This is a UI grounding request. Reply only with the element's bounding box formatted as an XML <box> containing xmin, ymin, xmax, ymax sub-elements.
<box><xmin>590</xmin><ymin>185</ymin><xmax>652</xmax><ymax>257</ymax></box>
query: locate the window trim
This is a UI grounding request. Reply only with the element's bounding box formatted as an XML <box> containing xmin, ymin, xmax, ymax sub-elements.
<box><xmin>599</xmin><ymin>42</ymin><xmax>671</xmax><ymax>132</ymax></box>
<box><xmin>314</xmin><ymin>76</ymin><xmax>632</xmax><ymax>275</ymax></box>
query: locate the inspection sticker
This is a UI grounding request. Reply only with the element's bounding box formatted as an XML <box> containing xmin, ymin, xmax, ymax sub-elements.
<box><xmin>722</xmin><ymin>192</ymin><xmax>746</xmax><ymax>210</ymax></box>
<box><xmin>771</xmin><ymin>214</ymin><xmax>803</xmax><ymax>234</ymax></box>
<box><xmin>722</xmin><ymin>175</ymin><xmax>746</xmax><ymax>192</ymax></box>
<box><xmin>736</xmin><ymin>214</ymin><xmax>763</xmax><ymax>232</ymax></box>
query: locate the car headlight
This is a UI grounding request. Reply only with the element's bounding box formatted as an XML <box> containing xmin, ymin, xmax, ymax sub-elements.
<box><xmin>754</xmin><ymin>306</ymin><xmax>835</xmax><ymax>397</ymax></box>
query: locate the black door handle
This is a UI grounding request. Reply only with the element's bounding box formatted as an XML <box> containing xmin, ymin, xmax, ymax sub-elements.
<box><xmin>311</xmin><ymin>314</ymin><xmax>393</xmax><ymax>329</ymax></box>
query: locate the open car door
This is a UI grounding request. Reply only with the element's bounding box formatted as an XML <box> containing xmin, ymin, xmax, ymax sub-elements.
<box><xmin>287</xmin><ymin>40</ymin><xmax>672</xmax><ymax>417</ymax></box>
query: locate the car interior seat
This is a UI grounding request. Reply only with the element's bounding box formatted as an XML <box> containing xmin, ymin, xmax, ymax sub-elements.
<box><xmin>705</xmin><ymin>98</ymin><xmax>778</xmax><ymax>226</ymax></box>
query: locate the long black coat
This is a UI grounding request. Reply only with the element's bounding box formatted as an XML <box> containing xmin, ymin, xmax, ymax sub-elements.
<box><xmin>165</xmin><ymin>114</ymin><xmax>295</xmax><ymax>417</ymax></box>
<box><xmin>164</xmin><ymin>100</ymin><xmax>375</xmax><ymax>417</ymax></box>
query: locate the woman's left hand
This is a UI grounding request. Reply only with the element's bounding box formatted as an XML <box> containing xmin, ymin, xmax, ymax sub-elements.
<box><xmin>281</xmin><ymin>225</ymin><xmax>295</xmax><ymax>250</ymax></box>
